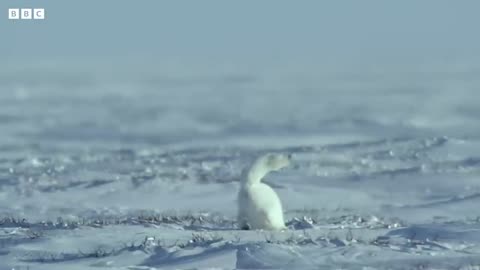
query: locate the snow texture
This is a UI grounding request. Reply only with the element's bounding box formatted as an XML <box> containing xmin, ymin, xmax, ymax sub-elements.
<box><xmin>1</xmin><ymin>61</ymin><xmax>480</xmax><ymax>270</ymax></box>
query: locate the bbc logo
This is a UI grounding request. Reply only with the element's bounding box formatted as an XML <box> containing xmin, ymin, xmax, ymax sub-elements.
<box><xmin>8</xmin><ymin>8</ymin><xmax>45</xmax><ymax>20</ymax></box>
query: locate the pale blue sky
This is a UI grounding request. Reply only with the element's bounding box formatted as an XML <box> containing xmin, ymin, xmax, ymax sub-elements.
<box><xmin>2</xmin><ymin>0</ymin><xmax>480</xmax><ymax>66</ymax></box>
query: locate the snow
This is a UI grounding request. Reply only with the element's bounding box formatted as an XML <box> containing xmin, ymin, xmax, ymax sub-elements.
<box><xmin>1</xmin><ymin>59</ymin><xmax>480</xmax><ymax>269</ymax></box>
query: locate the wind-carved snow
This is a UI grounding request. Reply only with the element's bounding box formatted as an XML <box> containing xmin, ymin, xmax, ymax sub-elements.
<box><xmin>1</xmin><ymin>64</ymin><xmax>480</xmax><ymax>269</ymax></box>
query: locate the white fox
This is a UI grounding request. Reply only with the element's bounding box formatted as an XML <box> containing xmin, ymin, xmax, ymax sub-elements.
<box><xmin>237</xmin><ymin>153</ymin><xmax>291</xmax><ymax>230</ymax></box>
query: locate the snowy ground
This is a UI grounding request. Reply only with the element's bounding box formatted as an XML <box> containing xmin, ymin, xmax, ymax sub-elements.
<box><xmin>1</xmin><ymin>62</ymin><xmax>480</xmax><ymax>269</ymax></box>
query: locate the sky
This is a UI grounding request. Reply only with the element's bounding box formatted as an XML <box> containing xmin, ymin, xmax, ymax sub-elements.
<box><xmin>1</xmin><ymin>0</ymin><xmax>480</xmax><ymax>68</ymax></box>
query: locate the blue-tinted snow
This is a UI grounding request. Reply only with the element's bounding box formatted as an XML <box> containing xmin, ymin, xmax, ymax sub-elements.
<box><xmin>1</xmin><ymin>1</ymin><xmax>480</xmax><ymax>269</ymax></box>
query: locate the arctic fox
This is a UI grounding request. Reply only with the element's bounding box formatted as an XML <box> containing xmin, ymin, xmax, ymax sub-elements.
<box><xmin>237</xmin><ymin>153</ymin><xmax>291</xmax><ymax>230</ymax></box>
